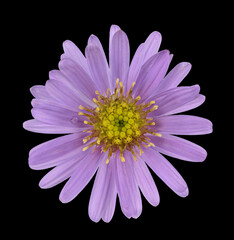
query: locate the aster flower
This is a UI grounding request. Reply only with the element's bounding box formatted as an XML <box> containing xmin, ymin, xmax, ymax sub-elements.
<box><xmin>23</xmin><ymin>25</ymin><xmax>213</xmax><ymax>222</ymax></box>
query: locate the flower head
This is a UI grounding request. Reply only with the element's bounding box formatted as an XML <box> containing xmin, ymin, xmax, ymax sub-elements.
<box><xmin>23</xmin><ymin>25</ymin><xmax>213</xmax><ymax>222</ymax></box>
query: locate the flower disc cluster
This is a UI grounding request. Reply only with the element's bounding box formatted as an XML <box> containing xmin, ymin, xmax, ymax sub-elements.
<box><xmin>80</xmin><ymin>79</ymin><xmax>160</xmax><ymax>164</ymax></box>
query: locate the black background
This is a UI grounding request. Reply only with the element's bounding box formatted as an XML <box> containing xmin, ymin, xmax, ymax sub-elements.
<box><xmin>7</xmin><ymin>16</ymin><xmax>227</xmax><ymax>235</ymax></box>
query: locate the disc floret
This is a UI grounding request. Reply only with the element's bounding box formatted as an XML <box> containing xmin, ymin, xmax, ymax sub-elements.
<box><xmin>79</xmin><ymin>79</ymin><xmax>161</xmax><ymax>164</ymax></box>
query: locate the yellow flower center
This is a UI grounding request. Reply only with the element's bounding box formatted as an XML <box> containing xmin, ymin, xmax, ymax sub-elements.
<box><xmin>79</xmin><ymin>79</ymin><xmax>162</xmax><ymax>164</ymax></box>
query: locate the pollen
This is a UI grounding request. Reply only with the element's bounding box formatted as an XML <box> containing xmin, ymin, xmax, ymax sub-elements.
<box><xmin>78</xmin><ymin>79</ymin><xmax>160</xmax><ymax>164</ymax></box>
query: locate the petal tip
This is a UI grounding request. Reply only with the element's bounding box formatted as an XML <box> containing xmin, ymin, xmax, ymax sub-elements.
<box><xmin>59</xmin><ymin>192</ymin><xmax>69</xmax><ymax>204</ymax></box>
<box><xmin>151</xmin><ymin>198</ymin><xmax>160</xmax><ymax>207</ymax></box>
<box><xmin>62</xmin><ymin>40</ymin><xmax>73</xmax><ymax>49</ymax></box>
<box><xmin>180</xmin><ymin>187</ymin><xmax>189</xmax><ymax>198</ymax></box>
<box><xmin>39</xmin><ymin>179</ymin><xmax>47</xmax><ymax>189</ymax></box>
<box><xmin>110</xmin><ymin>24</ymin><xmax>121</xmax><ymax>31</ymax></box>
<box><xmin>22</xmin><ymin>121</ymin><xmax>29</xmax><ymax>131</ymax></box>
<box><xmin>150</xmin><ymin>31</ymin><xmax>162</xmax><ymax>39</ymax></box>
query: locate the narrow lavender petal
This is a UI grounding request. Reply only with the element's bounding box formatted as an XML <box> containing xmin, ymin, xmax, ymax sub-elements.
<box><xmin>143</xmin><ymin>31</ymin><xmax>162</xmax><ymax>62</ymax></box>
<box><xmin>89</xmin><ymin>157</ymin><xmax>108</xmax><ymax>223</ymax></box>
<box><xmin>88</xmin><ymin>156</ymin><xmax>117</xmax><ymax>223</ymax></box>
<box><xmin>155</xmin><ymin>62</ymin><xmax>192</xmax><ymax>94</ymax></box>
<box><xmin>151</xmin><ymin>134</ymin><xmax>207</xmax><ymax>162</ymax></box>
<box><xmin>31</xmin><ymin>104</ymin><xmax>80</xmax><ymax>128</ymax></box>
<box><xmin>31</xmin><ymin>98</ymin><xmax>87</xmax><ymax>130</ymax></box>
<box><xmin>109</xmin><ymin>30</ymin><xmax>130</xmax><ymax>89</ymax></box>
<box><xmin>102</xmin><ymin>174</ymin><xmax>117</xmax><ymax>223</ymax></box>
<box><xmin>127</xmin><ymin>31</ymin><xmax>162</xmax><ymax>90</ymax></box>
<box><xmin>167</xmin><ymin>94</ymin><xmax>206</xmax><ymax>115</ymax></box>
<box><xmin>30</xmin><ymin>85</ymin><xmax>50</xmax><ymax>99</ymax></box>
<box><xmin>143</xmin><ymin>148</ymin><xmax>188</xmax><ymax>197</ymax></box>
<box><xmin>62</xmin><ymin>40</ymin><xmax>89</xmax><ymax>73</ymax></box>
<box><xmin>49</xmin><ymin>69</ymin><xmax>72</xmax><ymax>84</ymax></box>
<box><xmin>116</xmin><ymin>152</ymin><xmax>142</xmax><ymax>219</ymax></box>
<box><xmin>29</xmin><ymin>132</ymin><xmax>87</xmax><ymax>170</ymax></box>
<box><xmin>155</xmin><ymin>115</ymin><xmax>213</xmax><ymax>135</ymax></box>
<box><xmin>58</xmin><ymin>59</ymin><xmax>97</xmax><ymax>107</ymax></box>
<box><xmin>85</xmin><ymin>45</ymin><xmax>111</xmax><ymax>94</ymax></box>
<box><xmin>109</xmin><ymin>25</ymin><xmax>121</xmax><ymax>57</ymax></box>
<box><xmin>133</xmin><ymin>51</ymin><xmax>172</xmax><ymax>102</ymax></box>
<box><xmin>88</xmin><ymin>35</ymin><xmax>113</xmax><ymax>91</ymax></box>
<box><xmin>23</xmin><ymin>119</ymin><xmax>85</xmax><ymax>134</ymax></box>
<box><xmin>88</xmin><ymin>35</ymin><xmax>112</xmax><ymax>91</ymax></box>
<box><xmin>149</xmin><ymin>85</ymin><xmax>200</xmax><ymax>117</ymax></box>
<box><xmin>134</xmin><ymin>157</ymin><xmax>160</xmax><ymax>206</ymax></box>
<box><xmin>127</xmin><ymin>43</ymin><xmax>145</xmax><ymax>91</ymax></box>
<box><xmin>45</xmin><ymin>80</ymin><xmax>84</xmax><ymax>112</ymax></box>
<box><xmin>49</xmin><ymin>70</ymin><xmax>95</xmax><ymax>108</ymax></box>
<box><xmin>59</xmin><ymin>151</ymin><xmax>104</xmax><ymax>204</ymax></box>
<box><xmin>39</xmin><ymin>155</ymin><xmax>87</xmax><ymax>189</ymax></box>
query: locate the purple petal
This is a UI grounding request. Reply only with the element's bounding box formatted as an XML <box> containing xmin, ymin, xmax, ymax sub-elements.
<box><xmin>167</xmin><ymin>94</ymin><xmax>205</xmax><ymax>115</ymax></box>
<box><xmin>109</xmin><ymin>30</ymin><xmax>130</xmax><ymax>89</ymax></box>
<box><xmin>45</xmin><ymin>80</ymin><xmax>84</xmax><ymax>112</ymax></box>
<box><xmin>59</xmin><ymin>151</ymin><xmax>104</xmax><ymax>204</ymax></box>
<box><xmin>85</xmin><ymin>45</ymin><xmax>111</xmax><ymax>94</ymax></box>
<box><xmin>109</xmin><ymin>25</ymin><xmax>121</xmax><ymax>52</ymax></box>
<box><xmin>29</xmin><ymin>132</ymin><xmax>87</xmax><ymax>170</ymax></box>
<box><xmin>149</xmin><ymin>85</ymin><xmax>200</xmax><ymax>117</ymax></box>
<box><xmin>155</xmin><ymin>115</ymin><xmax>213</xmax><ymax>135</ymax></box>
<box><xmin>151</xmin><ymin>134</ymin><xmax>207</xmax><ymax>162</ymax></box>
<box><xmin>143</xmin><ymin>149</ymin><xmax>188</xmax><ymax>197</ymax></box>
<box><xmin>30</xmin><ymin>85</ymin><xmax>50</xmax><ymax>99</ymax></box>
<box><xmin>58</xmin><ymin>59</ymin><xmax>97</xmax><ymax>107</ymax></box>
<box><xmin>31</xmin><ymin>103</ymin><xmax>80</xmax><ymax>128</ymax></box>
<box><xmin>156</xmin><ymin>62</ymin><xmax>192</xmax><ymax>94</ymax></box>
<box><xmin>127</xmin><ymin>43</ymin><xmax>145</xmax><ymax>90</ymax></box>
<box><xmin>62</xmin><ymin>40</ymin><xmax>88</xmax><ymax>73</ymax></box>
<box><xmin>134</xmin><ymin>157</ymin><xmax>160</xmax><ymax>206</ymax></box>
<box><xmin>87</xmin><ymin>35</ymin><xmax>112</xmax><ymax>90</ymax></box>
<box><xmin>133</xmin><ymin>50</ymin><xmax>172</xmax><ymax>102</ymax></box>
<box><xmin>89</xmin><ymin>156</ymin><xmax>117</xmax><ymax>223</ymax></box>
<box><xmin>127</xmin><ymin>31</ymin><xmax>162</xmax><ymax>90</ymax></box>
<box><xmin>143</xmin><ymin>31</ymin><xmax>162</xmax><ymax>62</ymax></box>
<box><xmin>23</xmin><ymin>119</ymin><xmax>85</xmax><ymax>134</ymax></box>
<box><xmin>115</xmin><ymin>152</ymin><xmax>142</xmax><ymax>219</ymax></box>
<box><xmin>39</xmin><ymin>156</ymin><xmax>85</xmax><ymax>189</ymax></box>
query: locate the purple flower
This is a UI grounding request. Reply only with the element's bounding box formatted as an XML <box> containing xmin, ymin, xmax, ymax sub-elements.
<box><xmin>23</xmin><ymin>25</ymin><xmax>213</xmax><ymax>222</ymax></box>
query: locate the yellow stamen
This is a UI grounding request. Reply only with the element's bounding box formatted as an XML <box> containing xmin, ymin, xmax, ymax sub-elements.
<box><xmin>119</xmin><ymin>82</ymin><xmax>124</xmax><ymax>95</ymax></box>
<box><xmin>143</xmin><ymin>101</ymin><xmax>156</xmax><ymax>109</ymax></box>
<box><xmin>130</xmin><ymin>148</ymin><xmax>137</xmax><ymax>162</ymax></box>
<box><xmin>106</xmin><ymin>150</ymin><xmax>113</xmax><ymax>164</ymax></box>
<box><xmin>83</xmin><ymin>137</ymin><xmax>90</xmax><ymax>143</ymax></box>
<box><xmin>93</xmin><ymin>98</ymin><xmax>99</xmax><ymax>104</ymax></box>
<box><xmin>155</xmin><ymin>133</ymin><xmax>162</xmax><ymax>137</ymax></box>
<box><xmin>83</xmin><ymin>142</ymin><xmax>96</xmax><ymax>151</ymax></box>
<box><xmin>120</xmin><ymin>151</ymin><xmax>125</xmax><ymax>162</ymax></box>
<box><xmin>116</xmin><ymin>78</ymin><xmax>120</xmax><ymax>88</ymax></box>
<box><xmin>79</xmin><ymin>112</ymin><xmax>94</xmax><ymax>118</ymax></box>
<box><xmin>79</xmin><ymin>105</ymin><xmax>85</xmax><ymax>110</ymax></box>
<box><xmin>96</xmin><ymin>138</ymin><xmax>101</xmax><ymax>145</ymax></box>
<box><xmin>95</xmin><ymin>90</ymin><xmax>101</xmax><ymax>96</ymax></box>
<box><xmin>146</xmin><ymin>105</ymin><xmax>159</xmax><ymax>113</ymax></box>
<box><xmin>106</xmin><ymin>88</ymin><xmax>111</xmax><ymax>98</ymax></box>
<box><xmin>128</xmin><ymin>82</ymin><xmax>136</xmax><ymax>98</ymax></box>
<box><xmin>84</xmin><ymin>121</ymin><xmax>92</xmax><ymax>125</ymax></box>
<box><xmin>148</xmin><ymin>142</ymin><xmax>156</xmax><ymax>147</ymax></box>
<box><xmin>134</xmin><ymin>96</ymin><xmax>141</xmax><ymax>103</ymax></box>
